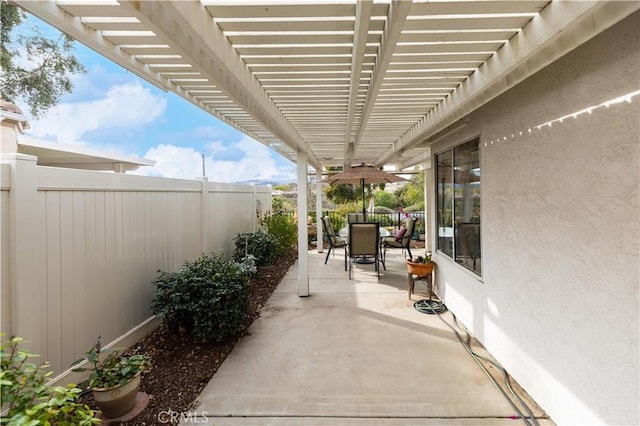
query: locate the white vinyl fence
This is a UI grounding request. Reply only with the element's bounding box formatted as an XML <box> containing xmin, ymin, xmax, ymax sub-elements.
<box><xmin>0</xmin><ymin>155</ymin><xmax>271</xmax><ymax>379</ymax></box>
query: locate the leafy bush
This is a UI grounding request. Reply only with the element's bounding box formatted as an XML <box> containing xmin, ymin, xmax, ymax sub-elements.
<box><xmin>373</xmin><ymin>206</ymin><xmax>395</xmax><ymax>214</ymax></box>
<box><xmin>152</xmin><ymin>254</ymin><xmax>249</xmax><ymax>341</ymax></box>
<box><xmin>233</xmin><ymin>232</ymin><xmax>278</xmax><ymax>266</ymax></box>
<box><xmin>0</xmin><ymin>335</ymin><xmax>99</xmax><ymax>425</ymax></box>
<box><xmin>403</xmin><ymin>201</ymin><xmax>425</xmax><ymax>212</ymax></box>
<box><xmin>260</xmin><ymin>212</ymin><xmax>297</xmax><ymax>256</ymax></box>
<box><xmin>373</xmin><ymin>190</ymin><xmax>398</xmax><ymax>209</ymax></box>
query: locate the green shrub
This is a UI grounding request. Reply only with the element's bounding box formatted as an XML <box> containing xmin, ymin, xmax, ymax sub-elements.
<box><xmin>373</xmin><ymin>190</ymin><xmax>398</xmax><ymax>209</ymax></box>
<box><xmin>233</xmin><ymin>232</ymin><xmax>278</xmax><ymax>266</ymax></box>
<box><xmin>152</xmin><ymin>254</ymin><xmax>249</xmax><ymax>341</ymax></box>
<box><xmin>0</xmin><ymin>336</ymin><xmax>99</xmax><ymax>425</ymax></box>
<box><xmin>373</xmin><ymin>206</ymin><xmax>395</xmax><ymax>214</ymax></box>
<box><xmin>260</xmin><ymin>212</ymin><xmax>297</xmax><ymax>256</ymax></box>
<box><xmin>403</xmin><ymin>201</ymin><xmax>425</xmax><ymax>212</ymax></box>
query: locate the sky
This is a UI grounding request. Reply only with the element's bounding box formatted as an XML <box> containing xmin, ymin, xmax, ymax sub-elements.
<box><xmin>18</xmin><ymin>14</ymin><xmax>297</xmax><ymax>183</ymax></box>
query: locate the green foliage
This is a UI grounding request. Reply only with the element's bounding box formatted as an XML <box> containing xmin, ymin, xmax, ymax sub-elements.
<box><xmin>233</xmin><ymin>232</ymin><xmax>278</xmax><ymax>266</ymax></box>
<box><xmin>71</xmin><ymin>337</ymin><xmax>150</xmax><ymax>390</ymax></box>
<box><xmin>152</xmin><ymin>254</ymin><xmax>249</xmax><ymax>341</ymax></box>
<box><xmin>272</xmin><ymin>196</ymin><xmax>284</xmax><ymax>212</ymax></box>
<box><xmin>373</xmin><ymin>190</ymin><xmax>398</xmax><ymax>209</ymax></box>
<box><xmin>272</xmin><ymin>196</ymin><xmax>295</xmax><ymax>213</ymax></box>
<box><xmin>324</xmin><ymin>183</ymin><xmax>358</xmax><ymax>204</ymax></box>
<box><xmin>334</xmin><ymin>202</ymin><xmax>360</xmax><ymax>218</ymax></box>
<box><xmin>0</xmin><ymin>335</ymin><xmax>99</xmax><ymax>425</ymax></box>
<box><xmin>372</xmin><ymin>206</ymin><xmax>395</xmax><ymax>214</ymax></box>
<box><xmin>396</xmin><ymin>172</ymin><xmax>425</xmax><ymax>210</ymax></box>
<box><xmin>403</xmin><ymin>201</ymin><xmax>425</xmax><ymax>212</ymax></box>
<box><xmin>260</xmin><ymin>212</ymin><xmax>297</xmax><ymax>256</ymax></box>
<box><xmin>0</xmin><ymin>1</ymin><xmax>86</xmax><ymax>117</ymax></box>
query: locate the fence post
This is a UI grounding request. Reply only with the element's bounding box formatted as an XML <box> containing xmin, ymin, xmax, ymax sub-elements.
<box><xmin>252</xmin><ymin>184</ymin><xmax>257</xmax><ymax>232</ymax></box>
<box><xmin>199</xmin><ymin>177</ymin><xmax>209</xmax><ymax>254</ymax></box>
<box><xmin>6</xmin><ymin>153</ymin><xmax>41</xmax><ymax>346</ymax></box>
<box><xmin>1</xmin><ymin>106</ymin><xmax>42</xmax><ymax>351</ymax></box>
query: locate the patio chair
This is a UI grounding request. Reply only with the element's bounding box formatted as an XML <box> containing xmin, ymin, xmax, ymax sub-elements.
<box><xmin>346</xmin><ymin>212</ymin><xmax>365</xmax><ymax>223</ymax></box>
<box><xmin>321</xmin><ymin>216</ymin><xmax>347</xmax><ymax>271</ymax></box>
<box><xmin>347</xmin><ymin>222</ymin><xmax>381</xmax><ymax>279</ymax></box>
<box><xmin>381</xmin><ymin>217</ymin><xmax>416</xmax><ymax>263</ymax></box>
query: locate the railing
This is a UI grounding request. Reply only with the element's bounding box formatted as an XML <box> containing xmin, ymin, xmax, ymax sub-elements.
<box><xmin>277</xmin><ymin>210</ymin><xmax>425</xmax><ymax>239</ymax></box>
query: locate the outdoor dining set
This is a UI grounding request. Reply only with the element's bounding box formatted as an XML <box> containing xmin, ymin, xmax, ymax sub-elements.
<box><xmin>321</xmin><ymin>214</ymin><xmax>416</xmax><ymax>280</ymax></box>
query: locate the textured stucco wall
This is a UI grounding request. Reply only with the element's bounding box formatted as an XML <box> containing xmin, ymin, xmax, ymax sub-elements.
<box><xmin>429</xmin><ymin>12</ymin><xmax>639</xmax><ymax>425</ymax></box>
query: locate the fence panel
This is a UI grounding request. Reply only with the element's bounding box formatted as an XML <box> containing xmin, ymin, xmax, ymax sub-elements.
<box><xmin>0</xmin><ymin>164</ymin><xmax>271</xmax><ymax>377</ymax></box>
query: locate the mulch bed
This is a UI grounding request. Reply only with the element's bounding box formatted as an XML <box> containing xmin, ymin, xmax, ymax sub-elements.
<box><xmin>83</xmin><ymin>249</ymin><xmax>298</xmax><ymax>425</ymax></box>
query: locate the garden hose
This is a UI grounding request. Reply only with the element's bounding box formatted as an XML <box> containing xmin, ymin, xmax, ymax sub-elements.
<box><xmin>413</xmin><ymin>299</ymin><xmax>447</xmax><ymax>314</ymax></box>
<box><xmin>415</xmin><ymin>299</ymin><xmax>540</xmax><ymax>426</ymax></box>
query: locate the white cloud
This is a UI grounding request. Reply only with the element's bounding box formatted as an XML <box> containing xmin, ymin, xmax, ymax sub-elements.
<box><xmin>134</xmin><ymin>136</ymin><xmax>296</xmax><ymax>183</ymax></box>
<box><xmin>26</xmin><ymin>83</ymin><xmax>166</xmax><ymax>143</ymax></box>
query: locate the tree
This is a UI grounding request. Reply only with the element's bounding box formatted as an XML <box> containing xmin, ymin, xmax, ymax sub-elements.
<box><xmin>396</xmin><ymin>172</ymin><xmax>425</xmax><ymax>211</ymax></box>
<box><xmin>325</xmin><ymin>183</ymin><xmax>358</xmax><ymax>205</ymax></box>
<box><xmin>373</xmin><ymin>190</ymin><xmax>398</xmax><ymax>209</ymax></box>
<box><xmin>0</xmin><ymin>1</ymin><xmax>86</xmax><ymax>117</ymax></box>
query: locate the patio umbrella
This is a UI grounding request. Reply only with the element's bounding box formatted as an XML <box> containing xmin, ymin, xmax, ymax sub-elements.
<box><xmin>324</xmin><ymin>164</ymin><xmax>409</xmax><ymax>218</ymax></box>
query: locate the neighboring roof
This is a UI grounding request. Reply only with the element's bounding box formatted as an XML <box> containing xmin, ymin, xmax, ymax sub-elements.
<box><xmin>14</xmin><ymin>1</ymin><xmax>639</xmax><ymax>171</ymax></box>
<box><xmin>17</xmin><ymin>135</ymin><xmax>155</xmax><ymax>172</ymax></box>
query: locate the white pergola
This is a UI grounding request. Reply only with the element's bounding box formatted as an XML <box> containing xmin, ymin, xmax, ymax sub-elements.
<box><xmin>14</xmin><ymin>0</ymin><xmax>639</xmax><ymax>294</ymax></box>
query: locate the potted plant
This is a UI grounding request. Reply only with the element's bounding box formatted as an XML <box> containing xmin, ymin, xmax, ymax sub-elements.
<box><xmin>406</xmin><ymin>250</ymin><xmax>434</xmax><ymax>275</ymax></box>
<box><xmin>72</xmin><ymin>337</ymin><xmax>150</xmax><ymax>419</ymax></box>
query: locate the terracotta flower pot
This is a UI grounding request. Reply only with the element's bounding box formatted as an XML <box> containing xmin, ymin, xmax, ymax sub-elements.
<box><xmin>405</xmin><ymin>259</ymin><xmax>434</xmax><ymax>276</ymax></box>
<box><xmin>92</xmin><ymin>373</ymin><xmax>141</xmax><ymax>419</ymax></box>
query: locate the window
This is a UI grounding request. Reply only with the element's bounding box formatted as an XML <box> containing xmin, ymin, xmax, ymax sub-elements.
<box><xmin>436</xmin><ymin>138</ymin><xmax>481</xmax><ymax>275</ymax></box>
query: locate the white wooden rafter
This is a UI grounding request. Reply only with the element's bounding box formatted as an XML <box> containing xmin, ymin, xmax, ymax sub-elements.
<box><xmin>347</xmin><ymin>0</ymin><xmax>411</xmax><ymax>165</ymax></box>
<box><xmin>343</xmin><ymin>0</ymin><xmax>372</xmax><ymax>165</ymax></box>
<box><xmin>375</xmin><ymin>0</ymin><xmax>640</xmax><ymax>166</ymax></box>
<box><xmin>119</xmin><ymin>0</ymin><xmax>321</xmax><ymax>170</ymax></box>
<box><xmin>12</xmin><ymin>0</ymin><xmax>295</xmax><ymax>159</ymax></box>
<box><xmin>13</xmin><ymin>1</ymin><xmax>638</xmax><ymax>172</ymax></box>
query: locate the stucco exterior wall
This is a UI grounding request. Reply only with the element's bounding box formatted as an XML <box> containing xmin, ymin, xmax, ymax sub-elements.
<box><xmin>429</xmin><ymin>12</ymin><xmax>639</xmax><ymax>425</ymax></box>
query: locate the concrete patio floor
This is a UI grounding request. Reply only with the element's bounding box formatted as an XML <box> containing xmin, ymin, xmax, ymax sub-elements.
<box><xmin>193</xmin><ymin>249</ymin><xmax>553</xmax><ymax>425</ymax></box>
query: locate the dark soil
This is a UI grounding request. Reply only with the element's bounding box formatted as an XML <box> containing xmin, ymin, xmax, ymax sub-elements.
<box><xmin>87</xmin><ymin>249</ymin><xmax>298</xmax><ymax>425</ymax></box>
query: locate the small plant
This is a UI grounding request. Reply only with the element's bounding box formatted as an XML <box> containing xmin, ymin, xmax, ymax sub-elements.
<box><xmin>412</xmin><ymin>250</ymin><xmax>432</xmax><ymax>264</ymax></box>
<box><xmin>238</xmin><ymin>254</ymin><xmax>257</xmax><ymax>278</ymax></box>
<box><xmin>233</xmin><ymin>232</ymin><xmax>278</xmax><ymax>266</ymax></box>
<box><xmin>0</xmin><ymin>335</ymin><xmax>99</xmax><ymax>425</ymax></box>
<box><xmin>71</xmin><ymin>337</ymin><xmax>150</xmax><ymax>389</ymax></box>
<box><xmin>260</xmin><ymin>212</ymin><xmax>297</xmax><ymax>256</ymax></box>
<box><xmin>152</xmin><ymin>253</ymin><xmax>249</xmax><ymax>341</ymax></box>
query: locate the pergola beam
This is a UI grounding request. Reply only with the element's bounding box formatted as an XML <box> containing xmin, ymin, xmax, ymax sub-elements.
<box><xmin>348</xmin><ymin>0</ymin><xmax>411</xmax><ymax>165</ymax></box>
<box><xmin>375</xmin><ymin>0</ymin><xmax>640</xmax><ymax>166</ymax></box>
<box><xmin>11</xmin><ymin>0</ymin><xmax>289</xmax><ymax>155</ymax></box>
<box><xmin>343</xmin><ymin>0</ymin><xmax>372</xmax><ymax>166</ymax></box>
<box><xmin>119</xmin><ymin>0</ymin><xmax>321</xmax><ymax>170</ymax></box>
